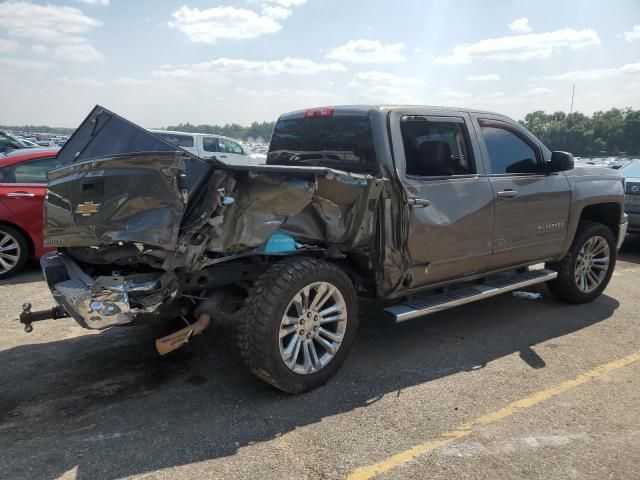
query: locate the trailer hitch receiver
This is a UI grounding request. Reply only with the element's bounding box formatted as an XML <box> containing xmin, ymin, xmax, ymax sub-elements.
<box><xmin>19</xmin><ymin>303</ymin><xmax>70</xmax><ymax>332</ymax></box>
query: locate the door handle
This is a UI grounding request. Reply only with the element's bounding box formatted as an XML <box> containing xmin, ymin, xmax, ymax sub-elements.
<box><xmin>5</xmin><ymin>192</ymin><xmax>35</xmax><ymax>197</ymax></box>
<box><xmin>497</xmin><ymin>190</ymin><xmax>518</xmax><ymax>198</ymax></box>
<box><xmin>408</xmin><ymin>197</ymin><xmax>431</xmax><ymax>207</ymax></box>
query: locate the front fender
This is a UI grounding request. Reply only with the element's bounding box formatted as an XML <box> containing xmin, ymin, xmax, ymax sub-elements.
<box><xmin>560</xmin><ymin>169</ymin><xmax>625</xmax><ymax>257</ymax></box>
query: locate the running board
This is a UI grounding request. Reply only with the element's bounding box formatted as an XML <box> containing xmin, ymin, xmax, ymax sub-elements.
<box><xmin>385</xmin><ymin>269</ymin><xmax>558</xmax><ymax>323</ymax></box>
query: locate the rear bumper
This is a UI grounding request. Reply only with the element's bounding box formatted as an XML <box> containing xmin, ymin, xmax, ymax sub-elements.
<box><xmin>41</xmin><ymin>252</ymin><xmax>179</xmax><ymax>330</ymax></box>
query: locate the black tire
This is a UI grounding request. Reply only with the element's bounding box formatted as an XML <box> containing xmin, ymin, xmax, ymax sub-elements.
<box><xmin>546</xmin><ymin>221</ymin><xmax>616</xmax><ymax>303</ymax></box>
<box><xmin>0</xmin><ymin>225</ymin><xmax>29</xmax><ymax>279</ymax></box>
<box><xmin>238</xmin><ymin>258</ymin><xmax>359</xmax><ymax>393</ymax></box>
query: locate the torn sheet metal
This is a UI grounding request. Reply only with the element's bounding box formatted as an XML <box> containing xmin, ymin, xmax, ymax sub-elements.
<box><xmin>207</xmin><ymin>174</ymin><xmax>317</xmax><ymax>252</ymax></box>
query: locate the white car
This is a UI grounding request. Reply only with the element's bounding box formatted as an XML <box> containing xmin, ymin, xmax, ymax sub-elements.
<box><xmin>148</xmin><ymin>129</ymin><xmax>266</xmax><ymax>165</ymax></box>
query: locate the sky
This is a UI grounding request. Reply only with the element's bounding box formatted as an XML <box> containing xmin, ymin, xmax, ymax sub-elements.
<box><xmin>0</xmin><ymin>0</ymin><xmax>639</xmax><ymax>128</ymax></box>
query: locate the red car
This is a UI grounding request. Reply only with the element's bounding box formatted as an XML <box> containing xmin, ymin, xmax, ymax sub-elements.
<box><xmin>0</xmin><ymin>148</ymin><xmax>61</xmax><ymax>278</ymax></box>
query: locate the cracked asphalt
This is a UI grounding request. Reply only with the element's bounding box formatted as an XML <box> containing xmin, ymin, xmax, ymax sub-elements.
<box><xmin>1</xmin><ymin>236</ymin><xmax>639</xmax><ymax>480</ymax></box>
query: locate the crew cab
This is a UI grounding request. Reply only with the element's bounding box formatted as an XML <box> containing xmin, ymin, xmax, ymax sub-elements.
<box><xmin>21</xmin><ymin>105</ymin><xmax>627</xmax><ymax>394</ymax></box>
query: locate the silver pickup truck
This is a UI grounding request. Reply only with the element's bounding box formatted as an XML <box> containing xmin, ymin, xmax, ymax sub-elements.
<box><xmin>20</xmin><ymin>105</ymin><xmax>627</xmax><ymax>393</ymax></box>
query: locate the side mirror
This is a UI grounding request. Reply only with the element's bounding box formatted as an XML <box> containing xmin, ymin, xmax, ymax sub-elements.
<box><xmin>547</xmin><ymin>151</ymin><xmax>574</xmax><ymax>173</ymax></box>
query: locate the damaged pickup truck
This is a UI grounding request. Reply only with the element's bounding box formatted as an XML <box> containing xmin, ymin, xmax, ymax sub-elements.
<box><xmin>21</xmin><ymin>105</ymin><xmax>627</xmax><ymax>393</ymax></box>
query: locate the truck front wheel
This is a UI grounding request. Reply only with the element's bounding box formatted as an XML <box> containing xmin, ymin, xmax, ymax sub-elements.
<box><xmin>546</xmin><ymin>221</ymin><xmax>617</xmax><ymax>303</ymax></box>
<box><xmin>238</xmin><ymin>258</ymin><xmax>359</xmax><ymax>393</ymax></box>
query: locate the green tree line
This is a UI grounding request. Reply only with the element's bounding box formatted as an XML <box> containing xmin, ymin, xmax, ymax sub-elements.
<box><xmin>0</xmin><ymin>125</ymin><xmax>75</xmax><ymax>135</ymax></box>
<box><xmin>520</xmin><ymin>108</ymin><xmax>640</xmax><ymax>157</ymax></box>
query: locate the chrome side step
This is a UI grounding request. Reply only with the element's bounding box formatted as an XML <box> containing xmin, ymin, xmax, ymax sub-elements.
<box><xmin>385</xmin><ymin>269</ymin><xmax>558</xmax><ymax>323</ymax></box>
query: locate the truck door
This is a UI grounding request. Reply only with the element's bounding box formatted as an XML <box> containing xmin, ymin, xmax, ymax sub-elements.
<box><xmin>472</xmin><ymin>115</ymin><xmax>571</xmax><ymax>268</ymax></box>
<box><xmin>390</xmin><ymin>111</ymin><xmax>495</xmax><ymax>287</ymax></box>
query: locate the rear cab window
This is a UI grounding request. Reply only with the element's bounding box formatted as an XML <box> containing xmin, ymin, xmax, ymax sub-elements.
<box><xmin>267</xmin><ymin>108</ymin><xmax>378</xmax><ymax>174</ymax></box>
<box><xmin>154</xmin><ymin>132</ymin><xmax>195</xmax><ymax>148</ymax></box>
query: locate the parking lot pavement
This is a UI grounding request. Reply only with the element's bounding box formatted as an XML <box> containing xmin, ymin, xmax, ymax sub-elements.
<box><xmin>0</xmin><ymin>237</ymin><xmax>639</xmax><ymax>480</ymax></box>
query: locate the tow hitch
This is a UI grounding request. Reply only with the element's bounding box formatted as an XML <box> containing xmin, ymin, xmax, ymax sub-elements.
<box><xmin>19</xmin><ymin>303</ymin><xmax>70</xmax><ymax>332</ymax></box>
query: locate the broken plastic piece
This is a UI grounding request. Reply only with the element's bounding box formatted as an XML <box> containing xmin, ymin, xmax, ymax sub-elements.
<box><xmin>155</xmin><ymin>314</ymin><xmax>210</xmax><ymax>355</ymax></box>
<box><xmin>261</xmin><ymin>230</ymin><xmax>297</xmax><ymax>254</ymax></box>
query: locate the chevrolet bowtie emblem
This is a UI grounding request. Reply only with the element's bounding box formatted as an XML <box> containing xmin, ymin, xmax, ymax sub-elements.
<box><xmin>75</xmin><ymin>201</ymin><xmax>100</xmax><ymax>216</ymax></box>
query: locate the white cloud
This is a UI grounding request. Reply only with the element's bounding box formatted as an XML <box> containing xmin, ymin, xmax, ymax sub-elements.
<box><xmin>535</xmin><ymin>62</ymin><xmax>640</xmax><ymax>80</ymax></box>
<box><xmin>168</xmin><ymin>2</ymin><xmax>306</xmax><ymax>43</ymax></box>
<box><xmin>0</xmin><ymin>57</ymin><xmax>51</xmax><ymax>69</ymax></box>
<box><xmin>30</xmin><ymin>44</ymin><xmax>47</xmax><ymax>55</ymax></box>
<box><xmin>54</xmin><ymin>43</ymin><xmax>103</xmax><ymax>62</ymax></box>
<box><xmin>263</xmin><ymin>0</ymin><xmax>306</xmax><ymax>7</ymax></box>
<box><xmin>77</xmin><ymin>0</ymin><xmax>109</xmax><ymax>5</ymax></box>
<box><xmin>0</xmin><ymin>1</ymin><xmax>103</xmax><ymax>64</ymax></box>
<box><xmin>436</xmin><ymin>28</ymin><xmax>600</xmax><ymax>64</ymax></box>
<box><xmin>524</xmin><ymin>87</ymin><xmax>553</xmax><ymax>97</ymax></box>
<box><xmin>0</xmin><ymin>38</ymin><xmax>20</xmax><ymax>53</ymax></box>
<box><xmin>348</xmin><ymin>71</ymin><xmax>425</xmax><ymax>103</ymax></box>
<box><xmin>326</xmin><ymin>39</ymin><xmax>406</xmax><ymax>64</ymax></box>
<box><xmin>112</xmin><ymin>77</ymin><xmax>152</xmax><ymax>86</ymax></box>
<box><xmin>0</xmin><ymin>1</ymin><xmax>102</xmax><ymax>43</ymax></box>
<box><xmin>54</xmin><ymin>77</ymin><xmax>105</xmax><ymax>88</ymax></box>
<box><xmin>467</xmin><ymin>73</ymin><xmax>501</xmax><ymax>81</ymax></box>
<box><xmin>262</xmin><ymin>6</ymin><xmax>291</xmax><ymax>20</ymax></box>
<box><xmin>434</xmin><ymin>87</ymin><xmax>553</xmax><ymax>111</ymax></box>
<box><xmin>508</xmin><ymin>17</ymin><xmax>531</xmax><ymax>33</ymax></box>
<box><xmin>436</xmin><ymin>89</ymin><xmax>471</xmax><ymax>101</ymax></box>
<box><xmin>153</xmin><ymin>57</ymin><xmax>345</xmax><ymax>79</ymax></box>
<box><xmin>621</xmin><ymin>25</ymin><xmax>640</xmax><ymax>42</ymax></box>
<box><xmin>236</xmin><ymin>86</ymin><xmax>337</xmax><ymax>102</ymax></box>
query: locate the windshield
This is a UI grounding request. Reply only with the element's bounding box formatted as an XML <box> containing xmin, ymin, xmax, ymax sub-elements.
<box><xmin>267</xmin><ymin>113</ymin><xmax>377</xmax><ymax>174</ymax></box>
<box><xmin>621</xmin><ymin>161</ymin><xmax>640</xmax><ymax>178</ymax></box>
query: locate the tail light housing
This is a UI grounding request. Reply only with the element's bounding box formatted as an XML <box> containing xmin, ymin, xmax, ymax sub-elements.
<box><xmin>304</xmin><ymin>107</ymin><xmax>334</xmax><ymax>118</ymax></box>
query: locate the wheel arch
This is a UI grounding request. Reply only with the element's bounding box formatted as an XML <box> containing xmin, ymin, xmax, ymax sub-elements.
<box><xmin>560</xmin><ymin>202</ymin><xmax>623</xmax><ymax>259</ymax></box>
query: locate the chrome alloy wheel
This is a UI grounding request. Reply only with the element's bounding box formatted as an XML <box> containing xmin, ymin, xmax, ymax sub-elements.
<box><xmin>575</xmin><ymin>235</ymin><xmax>610</xmax><ymax>294</ymax></box>
<box><xmin>0</xmin><ymin>231</ymin><xmax>21</xmax><ymax>275</ymax></box>
<box><xmin>279</xmin><ymin>281</ymin><xmax>347</xmax><ymax>375</ymax></box>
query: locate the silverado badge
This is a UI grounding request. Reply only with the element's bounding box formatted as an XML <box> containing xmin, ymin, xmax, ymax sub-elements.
<box><xmin>75</xmin><ymin>201</ymin><xmax>101</xmax><ymax>216</ymax></box>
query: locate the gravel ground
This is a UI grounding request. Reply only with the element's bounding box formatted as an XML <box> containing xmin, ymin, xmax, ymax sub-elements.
<box><xmin>1</xmin><ymin>236</ymin><xmax>639</xmax><ymax>480</ymax></box>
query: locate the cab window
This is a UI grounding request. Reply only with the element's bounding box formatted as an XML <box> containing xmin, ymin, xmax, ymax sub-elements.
<box><xmin>479</xmin><ymin>121</ymin><xmax>540</xmax><ymax>174</ymax></box>
<box><xmin>401</xmin><ymin>117</ymin><xmax>475</xmax><ymax>177</ymax></box>
<box><xmin>218</xmin><ymin>139</ymin><xmax>243</xmax><ymax>154</ymax></box>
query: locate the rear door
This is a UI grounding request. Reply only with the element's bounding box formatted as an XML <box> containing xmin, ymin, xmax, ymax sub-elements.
<box><xmin>0</xmin><ymin>156</ymin><xmax>62</xmax><ymax>254</ymax></box>
<box><xmin>390</xmin><ymin>110</ymin><xmax>495</xmax><ymax>287</ymax></box>
<box><xmin>472</xmin><ymin>115</ymin><xmax>571</xmax><ymax>268</ymax></box>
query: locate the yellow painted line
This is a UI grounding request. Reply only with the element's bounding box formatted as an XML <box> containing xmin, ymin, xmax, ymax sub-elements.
<box><xmin>347</xmin><ymin>351</ymin><xmax>640</xmax><ymax>480</ymax></box>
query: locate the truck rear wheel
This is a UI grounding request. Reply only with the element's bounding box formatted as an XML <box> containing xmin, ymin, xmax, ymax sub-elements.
<box><xmin>238</xmin><ymin>258</ymin><xmax>359</xmax><ymax>393</ymax></box>
<box><xmin>546</xmin><ymin>221</ymin><xmax>616</xmax><ymax>303</ymax></box>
